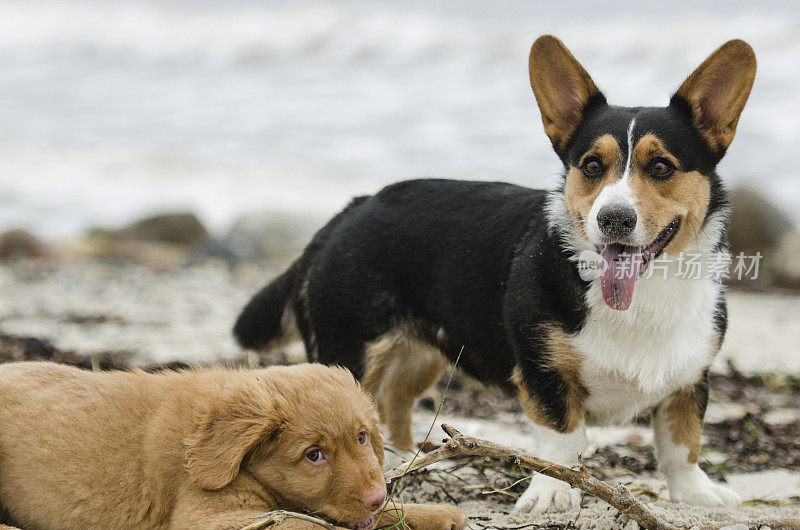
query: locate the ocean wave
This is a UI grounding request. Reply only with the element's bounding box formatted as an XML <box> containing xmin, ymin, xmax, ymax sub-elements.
<box><xmin>1</xmin><ymin>0</ymin><xmax>799</xmax><ymax>235</ymax></box>
<box><xmin>1</xmin><ymin>1</ymin><xmax>795</xmax><ymax>69</ymax></box>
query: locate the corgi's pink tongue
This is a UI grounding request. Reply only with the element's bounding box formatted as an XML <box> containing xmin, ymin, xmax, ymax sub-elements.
<box><xmin>599</xmin><ymin>244</ymin><xmax>641</xmax><ymax>311</ymax></box>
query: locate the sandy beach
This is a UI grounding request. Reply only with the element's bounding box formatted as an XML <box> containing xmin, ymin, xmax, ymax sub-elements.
<box><xmin>1</xmin><ymin>257</ymin><xmax>798</xmax><ymax>529</ymax></box>
<box><xmin>2</xmin><ymin>258</ymin><xmax>799</xmax><ymax>373</ymax></box>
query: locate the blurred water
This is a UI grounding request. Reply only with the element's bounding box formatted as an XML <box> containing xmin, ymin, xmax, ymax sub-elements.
<box><xmin>0</xmin><ymin>0</ymin><xmax>798</xmax><ymax>237</ymax></box>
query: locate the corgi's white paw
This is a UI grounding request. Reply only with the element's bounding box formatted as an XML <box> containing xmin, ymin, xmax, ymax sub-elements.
<box><xmin>514</xmin><ymin>474</ymin><xmax>581</xmax><ymax>513</ymax></box>
<box><xmin>668</xmin><ymin>467</ymin><xmax>741</xmax><ymax>507</ymax></box>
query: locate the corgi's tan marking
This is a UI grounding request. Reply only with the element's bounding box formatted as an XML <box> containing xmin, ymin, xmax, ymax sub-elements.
<box><xmin>512</xmin><ymin>324</ymin><xmax>588</xmax><ymax>434</ymax></box>
<box><xmin>564</xmin><ymin>134</ymin><xmax>623</xmax><ymax>239</ymax></box>
<box><xmin>362</xmin><ymin>328</ymin><xmax>446</xmax><ymax>451</ymax></box>
<box><xmin>628</xmin><ymin>134</ymin><xmax>711</xmax><ymax>253</ymax></box>
<box><xmin>663</xmin><ymin>386</ymin><xmax>702</xmax><ymax>463</ymax></box>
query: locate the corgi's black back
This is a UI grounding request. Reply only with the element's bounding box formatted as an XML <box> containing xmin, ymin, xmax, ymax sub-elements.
<box><xmin>235</xmin><ymin>179</ymin><xmax>587</xmax><ymax>389</ymax></box>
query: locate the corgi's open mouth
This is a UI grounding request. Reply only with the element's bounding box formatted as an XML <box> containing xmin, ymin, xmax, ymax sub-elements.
<box><xmin>597</xmin><ymin>218</ymin><xmax>680</xmax><ymax>311</ymax></box>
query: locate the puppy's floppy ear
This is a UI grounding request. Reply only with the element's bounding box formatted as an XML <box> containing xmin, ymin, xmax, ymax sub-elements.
<box><xmin>529</xmin><ymin>35</ymin><xmax>603</xmax><ymax>156</ymax></box>
<box><xmin>673</xmin><ymin>39</ymin><xmax>756</xmax><ymax>154</ymax></box>
<box><xmin>184</xmin><ymin>381</ymin><xmax>281</xmax><ymax>490</ymax></box>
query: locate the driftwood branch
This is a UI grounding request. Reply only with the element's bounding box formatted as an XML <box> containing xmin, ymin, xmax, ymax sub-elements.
<box><xmin>385</xmin><ymin>424</ymin><xmax>678</xmax><ymax>530</ymax></box>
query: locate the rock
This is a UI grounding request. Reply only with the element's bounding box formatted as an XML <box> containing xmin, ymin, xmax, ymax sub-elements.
<box><xmin>225</xmin><ymin>211</ymin><xmax>322</xmax><ymax>265</ymax></box>
<box><xmin>0</xmin><ymin>332</ymin><xmax>128</xmax><ymax>370</ymax></box>
<box><xmin>90</xmin><ymin>212</ymin><xmax>209</xmax><ymax>246</ymax></box>
<box><xmin>0</xmin><ymin>229</ymin><xmax>51</xmax><ymax>260</ymax></box>
<box><xmin>83</xmin><ymin>212</ymin><xmax>210</xmax><ymax>269</ymax></box>
<box><xmin>727</xmin><ymin>189</ymin><xmax>796</xmax><ymax>288</ymax></box>
<box><xmin>728</xmin><ymin>188</ymin><xmax>793</xmax><ymax>258</ymax></box>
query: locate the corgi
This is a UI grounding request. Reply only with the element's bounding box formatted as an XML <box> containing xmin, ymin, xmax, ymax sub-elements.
<box><xmin>234</xmin><ymin>35</ymin><xmax>756</xmax><ymax>513</ymax></box>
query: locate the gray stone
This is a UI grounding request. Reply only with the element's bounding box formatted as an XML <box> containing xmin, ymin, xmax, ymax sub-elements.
<box><xmin>0</xmin><ymin>229</ymin><xmax>51</xmax><ymax>260</ymax></box>
<box><xmin>729</xmin><ymin>188</ymin><xmax>793</xmax><ymax>258</ymax></box>
<box><xmin>90</xmin><ymin>212</ymin><xmax>209</xmax><ymax>246</ymax></box>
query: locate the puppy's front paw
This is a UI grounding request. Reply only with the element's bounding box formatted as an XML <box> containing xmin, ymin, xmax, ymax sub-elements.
<box><xmin>514</xmin><ymin>474</ymin><xmax>581</xmax><ymax>513</ymax></box>
<box><xmin>397</xmin><ymin>503</ymin><xmax>468</xmax><ymax>530</ymax></box>
<box><xmin>434</xmin><ymin>506</ymin><xmax>468</xmax><ymax>530</ymax></box>
<box><xmin>668</xmin><ymin>467</ymin><xmax>741</xmax><ymax>507</ymax></box>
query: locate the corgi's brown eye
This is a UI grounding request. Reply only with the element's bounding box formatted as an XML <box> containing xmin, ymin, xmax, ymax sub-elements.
<box><xmin>357</xmin><ymin>431</ymin><xmax>367</xmax><ymax>445</ymax></box>
<box><xmin>648</xmin><ymin>158</ymin><xmax>675</xmax><ymax>180</ymax></box>
<box><xmin>582</xmin><ymin>158</ymin><xmax>603</xmax><ymax>179</ymax></box>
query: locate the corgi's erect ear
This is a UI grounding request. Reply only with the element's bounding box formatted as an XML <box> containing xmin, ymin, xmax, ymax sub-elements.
<box><xmin>529</xmin><ymin>35</ymin><xmax>603</xmax><ymax>156</ymax></box>
<box><xmin>674</xmin><ymin>39</ymin><xmax>756</xmax><ymax>154</ymax></box>
<box><xmin>184</xmin><ymin>381</ymin><xmax>281</xmax><ymax>490</ymax></box>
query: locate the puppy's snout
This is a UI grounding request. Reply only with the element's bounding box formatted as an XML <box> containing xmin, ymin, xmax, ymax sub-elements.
<box><xmin>597</xmin><ymin>205</ymin><xmax>636</xmax><ymax>239</ymax></box>
<box><xmin>362</xmin><ymin>486</ymin><xmax>387</xmax><ymax>512</ymax></box>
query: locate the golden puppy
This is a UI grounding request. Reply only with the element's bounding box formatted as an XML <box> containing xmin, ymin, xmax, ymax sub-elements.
<box><xmin>0</xmin><ymin>362</ymin><xmax>467</xmax><ymax>530</ymax></box>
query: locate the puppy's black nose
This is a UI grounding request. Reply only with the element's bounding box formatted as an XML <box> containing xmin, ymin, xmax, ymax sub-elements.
<box><xmin>597</xmin><ymin>205</ymin><xmax>637</xmax><ymax>239</ymax></box>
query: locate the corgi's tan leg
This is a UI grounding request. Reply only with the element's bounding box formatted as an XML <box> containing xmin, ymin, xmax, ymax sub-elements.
<box><xmin>362</xmin><ymin>330</ymin><xmax>446</xmax><ymax>451</ymax></box>
<box><xmin>653</xmin><ymin>381</ymin><xmax>740</xmax><ymax>507</ymax></box>
<box><xmin>510</xmin><ymin>324</ymin><xmax>588</xmax><ymax>514</ymax></box>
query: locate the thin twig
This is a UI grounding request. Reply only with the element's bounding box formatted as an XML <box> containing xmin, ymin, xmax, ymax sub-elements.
<box><xmin>384</xmin><ymin>424</ymin><xmax>678</xmax><ymax>530</ymax></box>
<box><xmin>240</xmin><ymin>510</ymin><xmax>336</xmax><ymax>530</ymax></box>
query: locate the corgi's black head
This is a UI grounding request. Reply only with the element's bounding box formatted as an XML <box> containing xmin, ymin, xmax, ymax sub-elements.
<box><xmin>529</xmin><ymin>36</ymin><xmax>756</xmax><ymax>310</ymax></box>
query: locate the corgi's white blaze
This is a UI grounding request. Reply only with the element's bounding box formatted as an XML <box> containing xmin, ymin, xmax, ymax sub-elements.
<box><xmin>585</xmin><ymin>118</ymin><xmax>649</xmax><ymax>246</ymax></box>
<box><xmin>624</xmin><ymin>116</ymin><xmax>637</xmax><ymax>177</ymax></box>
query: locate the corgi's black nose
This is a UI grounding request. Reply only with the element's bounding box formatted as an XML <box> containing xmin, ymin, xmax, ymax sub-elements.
<box><xmin>597</xmin><ymin>205</ymin><xmax>637</xmax><ymax>239</ymax></box>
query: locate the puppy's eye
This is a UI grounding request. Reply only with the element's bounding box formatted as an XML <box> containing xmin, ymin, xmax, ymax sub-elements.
<box><xmin>582</xmin><ymin>158</ymin><xmax>603</xmax><ymax>179</ymax></box>
<box><xmin>305</xmin><ymin>448</ymin><xmax>326</xmax><ymax>464</ymax></box>
<box><xmin>648</xmin><ymin>158</ymin><xmax>675</xmax><ymax>180</ymax></box>
<box><xmin>357</xmin><ymin>431</ymin><xmax>367</xmax><ymax>445</ymax></box>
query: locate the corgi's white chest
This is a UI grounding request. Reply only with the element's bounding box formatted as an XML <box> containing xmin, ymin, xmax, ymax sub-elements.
<box><xmin>573</xmin><ymin>272</ymin><xmax>721</xmax><ymax>425</ymax></box>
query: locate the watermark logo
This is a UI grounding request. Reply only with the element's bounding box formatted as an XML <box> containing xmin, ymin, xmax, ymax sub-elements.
<box><xmin>575</xmin><ymin>251</ymin><xmax>762</xmax><ymax>281</ymax></box>
<box><xmin>577</xmin><ymin>249</ymin><xmax>606</xmax><ymax>281</ymax></box>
